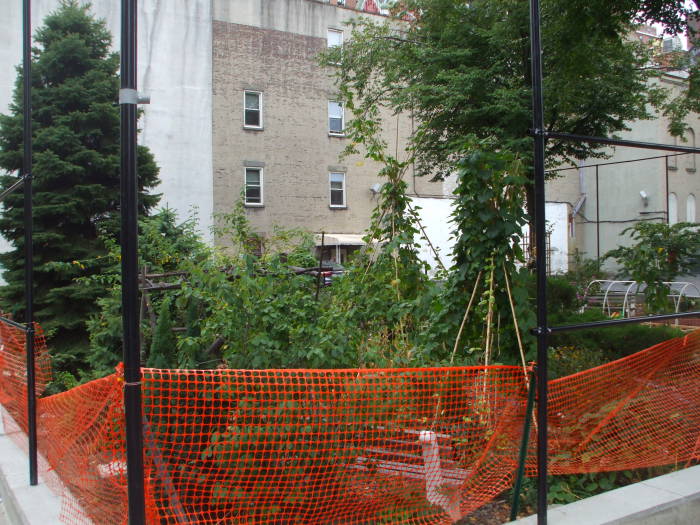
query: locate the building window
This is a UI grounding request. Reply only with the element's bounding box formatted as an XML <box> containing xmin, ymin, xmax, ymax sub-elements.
<box><xmin>329</xmin><ymin>172</ymin><xmax>346</xmax><ymax>207</ymax></box>
<box><xmin>688</xmin><ymin>128</ymin><xmax>696</xmax><ymax>171</ymax></box>
<box><xmin>245</xmin><ymin>167</ymin><xmax>263</xmax><ymax>206</ymax></box>
<box><xmin>327</xmin><ymin>28</ymin><xmax>343</xmax><ymax>48</ymax></box>
<box><xmin>244</xmin><ymin>91</ymin><xmax>262</xmax><ymax>129</ymax></box>
<box><xmin>688</xmin><ymin>194</ymin><xmax>697</xmax><ymax>222</ymax></box>
<box><xmin>328</xmin><ymin>101</ymin><xmax>344</xmax><ymax>135</ymax></box>
<box><xmin>669</xmin><ymin>192</ymin><xmax>678</xmax><ymax>225</ymax></box>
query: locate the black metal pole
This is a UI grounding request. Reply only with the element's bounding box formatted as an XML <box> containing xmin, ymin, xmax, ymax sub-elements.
<box><xmin>550</xmin><ymin>310</ymin><xmax>700</xmax><ymax>333</ymax></box>
<box><xmin>510</xmin><ymin>369</ymin><xmax>537</xmax><ymax>522</ymax></box>
<box><xmin>544</xmin><ymin>131</ymin><xmax>700</xmax><ymax>154</ymax></box>
<box><xmin>120</xmin><ymin>0</ymin><xmax>146</xmax><ymax>523</ymax></box>
<box><xmin>22</xmin><ymin>0</ymin><xmax>38</xmax><ymax>488</ymax></box>
<box><xmin>0</xmin><ymin>316</ymin><xmax>30</xmax><ymax>332</ymax></box>
<box><xmin>315</xmin><ymin>232</ymin><xmax>324</xmax><ymax>301</ymax></box>
<box><xmin>529</xmin><ymin>1</ymin><xmax>548</xmax><ymax>523</ymax></box>
<box><xmin>596</xmin><ymin>165</ymin><xmax>600</xmax><ymax>262</ymax></box>
<box><xmin>547</xmin><ymin>152</ymin><xmax>686</xmax><ymax>174</ymax></box>
<box><xmin>665</xmin><ymin>156</ymin><xmax>670</xmax><ymax>225</ymax></box>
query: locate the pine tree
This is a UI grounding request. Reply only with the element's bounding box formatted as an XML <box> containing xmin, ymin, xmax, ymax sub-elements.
<box><xmin>0</xmin><ymin>1</ymin><xmax>160</xmax><ymax>373</ymax></box>
<box><xmin>147</xmin><ymin>296</ymin><xmax>176</xmax><ymax>369</ymax></box>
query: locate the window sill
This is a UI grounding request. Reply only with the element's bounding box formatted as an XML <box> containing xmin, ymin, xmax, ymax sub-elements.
<box><xmin>686</xmin><ymin>168</ymin><xmax>697</xmax><ymax>173</ymax></box>
<box><xmin>668</xmin><ymin>165</ymin><xmax>678</xmax><ymax>171</ymax></box>
<box><xmin>328</xmin><ymin>132</ymin><xmax>345</xmax><ymax>138</ymax></box>
<box><xmin>244</xmin><ymin>203</ymin><xmax>264</xmax><ymax>208</ymax></box>
<box><xmin>329</xmin><ymin>205</ymin><xmax>347</xmax><ymax>209</ymax></box>
<box><xmin>243</xmin><ymin>126</ymin><xmax>264</xmax><ymax>131</ymax></box>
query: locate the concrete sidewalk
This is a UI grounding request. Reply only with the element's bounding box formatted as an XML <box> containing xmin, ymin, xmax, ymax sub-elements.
<box><xmin>512</xmin><ymin>464</ymin><xmax>700</xmax><ymax>525</ymax></box>
<box><xmin>0</xmin><ymin>410</ymin><xmax>63</xmax><ymax>525</ymax></box>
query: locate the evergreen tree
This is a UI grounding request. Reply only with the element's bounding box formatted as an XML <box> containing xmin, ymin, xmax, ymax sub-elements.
<box><xmin>0</xmin><ymin>1</ymin><xmax>160</xmax><ymax>373</ymax></box>
<box><xmin>147</xmin><ymin>296</ymin><xmax>176</xmax><ymax>369</ymax></box>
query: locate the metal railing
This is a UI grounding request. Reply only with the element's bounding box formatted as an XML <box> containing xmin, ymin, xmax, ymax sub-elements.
<box><xmin>524</xmin><ymin>2</ymin><xmax>700</xmax><ymax>523</ymax></box>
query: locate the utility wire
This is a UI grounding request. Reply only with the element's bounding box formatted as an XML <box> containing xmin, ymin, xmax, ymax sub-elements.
<box><xmin>548</xmin><ymin>152</ymin><xmax>689</xmax><ymax>173</ymax></box>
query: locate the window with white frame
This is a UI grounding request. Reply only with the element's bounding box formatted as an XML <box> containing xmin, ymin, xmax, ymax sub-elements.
<box><xmin>329</xmin><ymin>172</ymin><xmax>346</xmax><ymax>207</ymax></box>
<box><xmin>327</xmin><ymin>28</ymin><xmax>343</xmax><ymax>48</ymax></box>
<box><xmin>328</xmin><ymin>101</ymin><xmax>344</xmax><ymax>134</ymax></box>
<box><xmin>245</xmin><ymin>167</ymin><xmax>263</xmax><ymax>205</ymax></box>
<box><xmin>244</xmin><ymin>91</ymin><xmax>262</xmax><ymax>129</ymax></box>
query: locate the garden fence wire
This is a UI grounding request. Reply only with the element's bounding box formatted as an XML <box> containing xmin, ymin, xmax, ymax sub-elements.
<box><xmin>0</xmin><ymin>319</ymin><xmax>698</xmax><ymax>524</ymax></box>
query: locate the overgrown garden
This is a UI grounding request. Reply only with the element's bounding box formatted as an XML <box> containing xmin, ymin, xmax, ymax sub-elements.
<box><xmin>1</xmin><ymin>0</ymin><xmax>699</xmax><ymax>514</ymax></box>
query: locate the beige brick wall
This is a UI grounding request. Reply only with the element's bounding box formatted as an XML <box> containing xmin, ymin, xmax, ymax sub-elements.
<box><xmin>212</xmin><ymin>5</ymin><xmax>444</xmax><ymax>242</ymax></box>
<box><xmin>545</xmin><ymin>74</ymin><xmax>700</xmax><ymax>265</ymax></box>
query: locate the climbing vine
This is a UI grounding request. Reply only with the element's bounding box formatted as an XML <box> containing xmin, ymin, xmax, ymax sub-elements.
<box><xmin>420</xmin><ymin>141</ymin><xmax>536</xmax><ymax>367</ymax></box>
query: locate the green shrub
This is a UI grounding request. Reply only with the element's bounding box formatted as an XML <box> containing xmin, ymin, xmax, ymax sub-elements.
<box><xmin>565</xmin><ymin>251</ymin><xmax>606</xmax><ymax>298</ymax></box>
<box><xmin>513</xmin><ymin>466</ymin><xmax>680</xmax><ymax>513</ymax></box>
<box><xmin>524</xmin><ymin>275</ymin><xmax>580</xmax><ymax>316</ymax></box>
<box><xmin>549</xmin><ymin>345</ymin><xmax>606</xmax><ymax>380</ymax></box>
<box><xmin>549</xmin><ymin>309</ymin><xmax>682</xmax><ymax>361</ymax></box>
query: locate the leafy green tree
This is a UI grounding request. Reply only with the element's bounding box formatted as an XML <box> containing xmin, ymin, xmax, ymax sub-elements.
<box><xmin>0</xmin><ymin>1</ymin><xmax>159</xmax><ymax>371</ymax></box>
<box><xmin>85</xmin><ymin>209</ymin><xmax>208</xmax><ymax>379</ymax></box>
<box><xmin>322</xmin><ymin>0</ymin><xmax>668</xmax><ymax>221</ymax></box>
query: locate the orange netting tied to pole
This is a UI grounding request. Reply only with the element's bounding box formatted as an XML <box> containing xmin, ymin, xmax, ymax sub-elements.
<box><xmin>1</xmin><ymin>322</ymin><xmax>699</xmax><ymax>524</ymax></box>
<box><xmin>0</xmin><ymin>319</ymin><xmax>51</xmax><ymax>440</ymax></box>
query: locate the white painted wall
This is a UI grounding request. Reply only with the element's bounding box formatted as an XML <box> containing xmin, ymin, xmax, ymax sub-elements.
<box><xmin>0</xmin><ymin>0</ymin><xmax>213</xmax><ymax>239</ymax></box>
<box><xmin>410</xmin><ymin>197</ymin><xmax>456</xmax><ymax>276</ymax></box>
<box><xmin>546</xmin><ymin>202</ymin><xmax>569</xmax><ymax>274</ymax></box>
<box><xmin>410</xmin><ymin>198</ymin><xmax>571</xmax><ymax>276</ymax></box>
<box><xmin>214</xmin><ymin>0</ymin><xmax>384</xmax><ymax>37</ymax></box>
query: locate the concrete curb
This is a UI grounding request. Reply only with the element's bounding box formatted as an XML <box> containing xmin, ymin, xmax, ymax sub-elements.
<box><xmin>0</xmin><ymin>409</ymin><xmax>62</xmax><ymax>525</ymax></box>
<box><xmin>511</xmin><ymin>464</ymin><xmax>700</xmax><ymax>525</ymax></box>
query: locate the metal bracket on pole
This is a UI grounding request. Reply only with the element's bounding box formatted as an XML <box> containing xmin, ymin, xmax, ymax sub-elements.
<box><xmin>119</xmin><ymin>88</ymin><xmax>151</xmax><ymax>105</ymax></box>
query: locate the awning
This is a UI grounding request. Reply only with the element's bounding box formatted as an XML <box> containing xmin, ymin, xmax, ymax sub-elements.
<box><xmin>315</xmin><ymin>233</ymin><xmax>366</xmax><ymax>246</ymax></box>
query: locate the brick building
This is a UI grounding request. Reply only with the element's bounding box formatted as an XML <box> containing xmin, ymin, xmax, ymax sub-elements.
<box><xmin>212</xmin><ymin>0</ymin><xmax>452</xmax><ymax>263</ymax></box>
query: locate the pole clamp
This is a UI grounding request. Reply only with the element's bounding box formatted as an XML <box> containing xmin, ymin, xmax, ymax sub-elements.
<box><xmin>119</xmin><ymin>89</ymin><xmax>151</xmax><ymax>105</ymax></box>
<box><xmin>528</xmin><ymin>128</ymin><xmax>545</xmax><ymax>137</ymax></box>
<box><xmin>530</xmin><ymin>326</ymin><xmax>551</xmax><ymax>336</ymax></box>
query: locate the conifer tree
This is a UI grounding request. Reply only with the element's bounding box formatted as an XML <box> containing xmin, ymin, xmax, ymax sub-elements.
<box><xmin>0</xmin><ymin>1</ymin><xmax>160</xmax><ymax>372</ymax></box>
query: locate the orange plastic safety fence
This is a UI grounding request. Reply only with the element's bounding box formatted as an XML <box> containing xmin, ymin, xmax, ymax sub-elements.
<box><xmin>38</xmin><ymin>373</ymin><xmax>128</xmax><ymax>524</ymax></box>
<box><xmin>1</xmin><ymin>327</ymin><xmax>698</xmax><ymax>524</ymax></box>
<box><xmin>542</xmin><ymin>331</ymin><xmax>700</xmax><ymax>475</ymax></box>
<box><xmin>138</xmin><ymin>366</ymin><xmax>528</xmax><ymax>524</ymax></box>
<box><xmin>0</xmin><ymin>319</ymin><xmax>51</xmax><ymax>440</ymax></box>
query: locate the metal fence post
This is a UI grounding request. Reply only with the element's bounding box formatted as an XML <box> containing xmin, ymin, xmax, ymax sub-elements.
<box><xmin>22</xmin><ymin>0</ymin><xmax>38</xmax><ymax>487</ymax></box>
<box><xmin>528</xmin><ymin>1</ymin><xmax>549</xmax><ymax>523</ymax></box>
<box><xmin>120</xmin><ymin>0</ymin><xmax>146</xmax><ymax>523</ymax></box>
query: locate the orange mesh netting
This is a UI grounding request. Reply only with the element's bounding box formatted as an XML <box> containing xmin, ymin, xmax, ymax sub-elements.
<box><xmin>543</xmin><ymin>332</ymin><xmax>700</xmax><ymax>475</ymax></box>
<box><xmin>0</xmin><ymin>320</ymin><xmax>51</xmax><ymax>438</ymax></box>
<box><xmin>1</xmin><ymin>323</ymin><xmax>699</xmax><ymax>524</ymax></box>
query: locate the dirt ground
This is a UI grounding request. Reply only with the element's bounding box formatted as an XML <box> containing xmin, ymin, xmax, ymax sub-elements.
<box><xmin>458</xmin><ymin>497</ymin><xmax>530</xmax><ymax>524</ymax></box>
